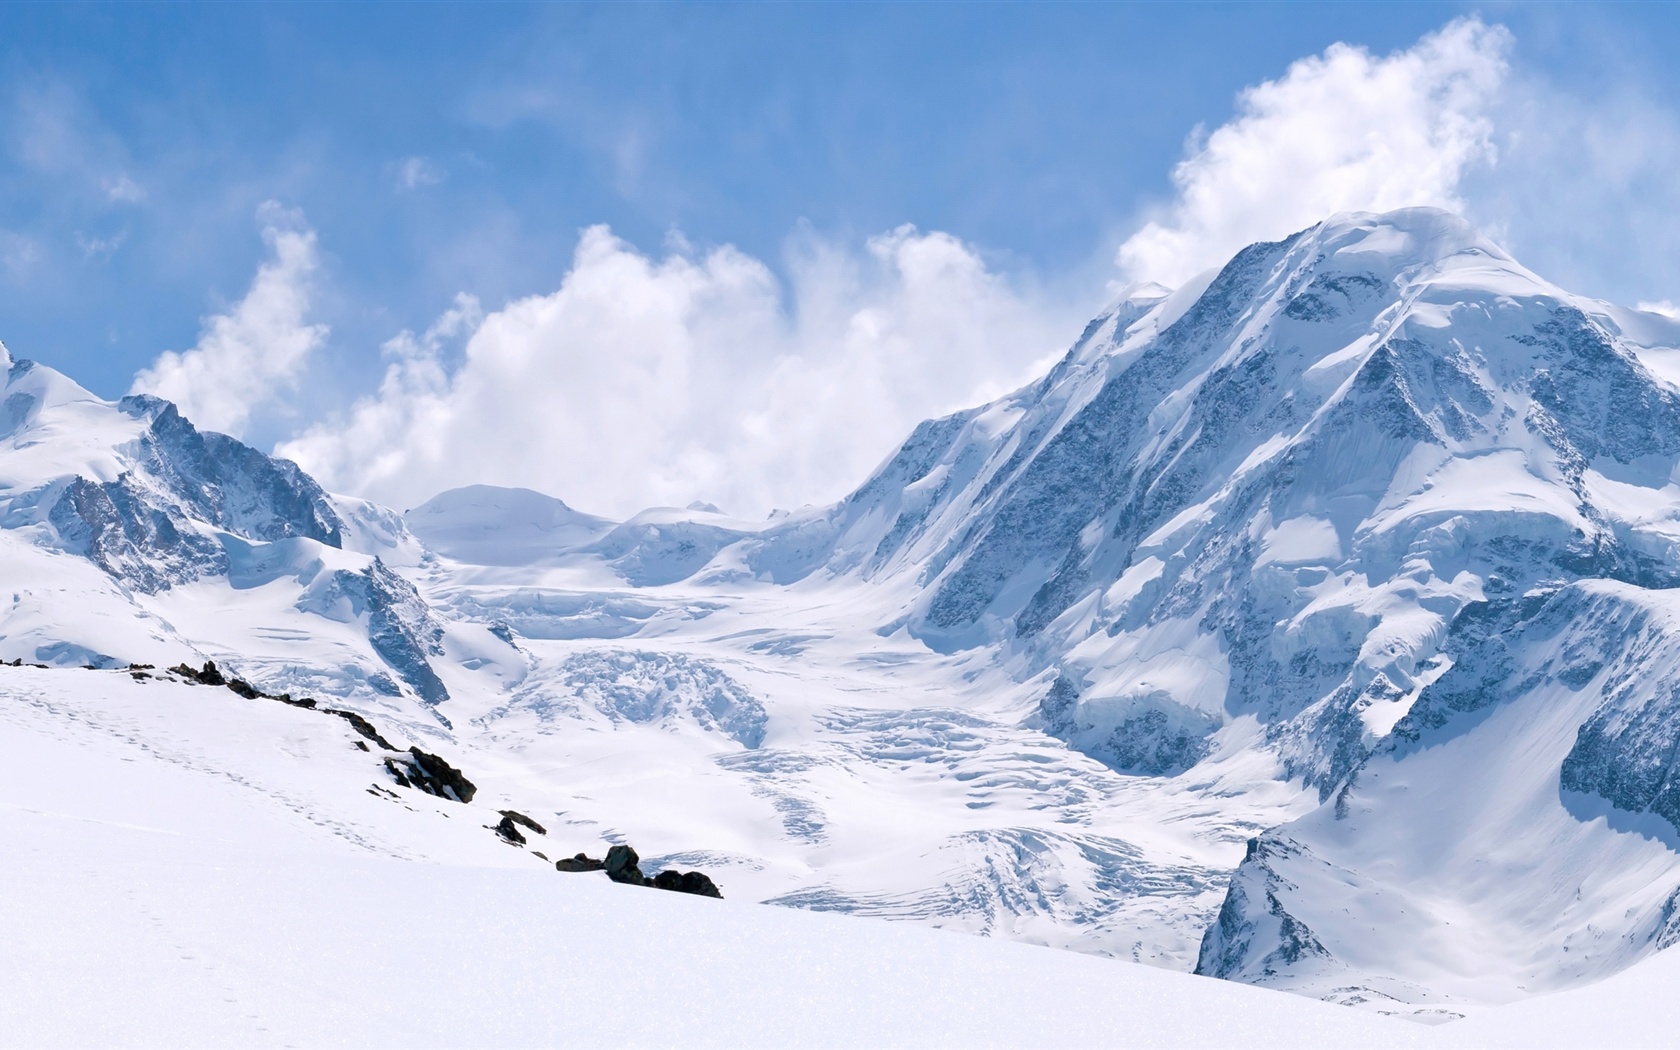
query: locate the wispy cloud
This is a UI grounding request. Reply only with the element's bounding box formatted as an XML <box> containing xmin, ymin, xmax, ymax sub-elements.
<box><xmin>395</xmin><ymin>156</ymin><xmax>442</xmax><ymax>191</ymax></box>
<box><xmin>74</xmin><ymin>229</ymin><xmax>127</xmax><ymax>260</ymax></box>
<box><xmin>102</xmin><ymin>174</ymin><xmax>145</xmax><ymax>203</ymax></box>
<box><xmin>130</xmin><ymin>203</ymin><xmax>327</xmax><ymax>437</ymax></box>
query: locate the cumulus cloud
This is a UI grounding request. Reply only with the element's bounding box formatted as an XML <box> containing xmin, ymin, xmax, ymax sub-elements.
<box><xmin>278</xmin><ymin>224</ymin><xmax>1069</xmax><ymax>518</ymax></box>
<box><xmin>1117</xmin><ymin>17</ymin><xmax>1511</xmax><ymax>286</ymax></box>
<box><xmin>274</xmin><ymin>14</ymin><xmax>1680</xmax><ymax>522</ymax></box>
<box><xmin>131</xmin><ymin>203</ymin><xmax>326</xmax><ymax>437</ymax></box>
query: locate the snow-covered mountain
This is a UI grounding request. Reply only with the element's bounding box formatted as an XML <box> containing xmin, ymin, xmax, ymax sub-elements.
<box><xmin>9</xmin><ymin>206</ymin><xmax>1680</xmax><ymax>1022</ymax></box>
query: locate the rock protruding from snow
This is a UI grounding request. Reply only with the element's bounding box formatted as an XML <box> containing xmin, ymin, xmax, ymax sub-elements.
<box><xmin>385</xmin><ymin>747</ymin><xmax>476</xmax><ymax>803</ymax></box>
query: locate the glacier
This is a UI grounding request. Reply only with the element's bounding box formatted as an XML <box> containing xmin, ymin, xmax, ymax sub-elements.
<box><xmin>8</xmin><ymin>206</ymin><xmax>1680</xmax><ymax>1022</ymax></box>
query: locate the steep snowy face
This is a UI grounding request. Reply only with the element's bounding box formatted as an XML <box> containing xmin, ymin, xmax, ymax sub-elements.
<box><xmin>801</xmin><ymin>208</ymin><xmax>1680</xmax><ymax>788</ymax></box>
<box><xmin>1199</xmin><ymin>583</ymin><xmax>1680</xmax><ymax>1013</ymax></box>
<box><xmin>1</xmin><ymin>358</ymin><xmax>343</xmax><ymax>593</ymax></box>
<box><xmin>0</xmin><ymin>358</ymin><xmax>464</xmax><ymax>715</ymax></box>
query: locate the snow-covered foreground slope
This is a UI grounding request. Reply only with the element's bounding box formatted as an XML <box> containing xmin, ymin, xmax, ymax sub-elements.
<box><xmin>10</xmin><ymin>206</ymin><xmax>1680</xmax><ymax>1024</ymax></box>
<box><xmin>0</xmin><ymin>665</ymin><xmax>1408</xmax><ymax>1049</ymax></box>
<box><xmin>10</xmin><ymin>663</ymin><xmax>1680</xmax><ymax>1049</ymax></box>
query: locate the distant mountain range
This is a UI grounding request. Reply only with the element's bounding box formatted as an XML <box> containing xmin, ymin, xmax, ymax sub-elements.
<box><xmin>7</xmin><ymin>206</ymin><xmax>1680</xmax><ymax>1016</ymax></box>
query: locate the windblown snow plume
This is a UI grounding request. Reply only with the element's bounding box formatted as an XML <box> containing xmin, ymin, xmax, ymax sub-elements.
<box><xmin>1117</xmin><ymin>17</ymin><xmax>1510</xmax><ymax>287</ymax></box>
<box><xmin>130</xmin><ymin>202</ymin><xmax>326</xmax><ymax>438</ymax></box>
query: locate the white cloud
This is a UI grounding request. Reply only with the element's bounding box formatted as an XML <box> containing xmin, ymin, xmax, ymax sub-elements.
<box><xmin>75</xmin><ymin>229</ymin><xmax>127</xmax><ymax>260</ymax></box>
<box><xmin>1640</xmin><ymin>301</ymin><xmax>1680</xmax><ymax>320</ymax></box>
<box><xmin>396</xmin><ymin>156</ymin><xmax>443</xmax><ymax>190</ymax></box>
<box><xmin>0</xmin><ymin>231</ymin><xmax>38</xmax><ymax>278</ymax></box>
<box><xmin>1117</xmin><ymin>17</ymin><xmax>1511</xmax><ymax>287</ymax></box>
<box><xmin>278</xmin><ymin>224</ymin><xmax>1069</xmax><ymax>518</ymax></box>
<box><xmin>102</xmin><ymin>174</ymin><xmax>145</xmax><ymax>203</ymax></box>
<box><xmin>130</xmin><ymin>203</ymin><xmax>327</xmax><ymax>437</ymax></box>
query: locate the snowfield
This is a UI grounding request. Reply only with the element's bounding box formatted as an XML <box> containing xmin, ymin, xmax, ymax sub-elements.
<box><xmin>5</xmin><ymin>665</ymin><xmax>1680</xmax><ymax>1048</ymax></box>
<box><xmin>10</xmin><ymin>206</ymin><xmax>1680</xmax><ymax>1040</ymax></box>
<box><xmin>1</xmin><ymin>666</ymin><xmax>1400</xmax><ymax>1049</ymax></box>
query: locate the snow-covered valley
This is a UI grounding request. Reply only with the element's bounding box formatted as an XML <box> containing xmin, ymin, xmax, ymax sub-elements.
<box><xmin>10</xmin><ymin>206</ymin><xmax>1680</xmax><ymax>1040</ymax></box>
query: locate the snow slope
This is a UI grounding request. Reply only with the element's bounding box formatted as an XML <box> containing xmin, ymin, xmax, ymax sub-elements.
<box><xmin>0</xmin><ymin>664</ymin><xmax>1407</xmax><ymax>1049</ymax></box>
<box><xmin>5</xmin><ymin>662</ymin><xmax>1680</xmax><ymax>1048</ymax></box>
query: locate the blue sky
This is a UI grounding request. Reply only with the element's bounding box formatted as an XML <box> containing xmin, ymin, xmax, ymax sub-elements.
<box><xmin>4</xmin><ymin>3</ymin><xmax>1680</xmax><ymax>515</ymax></box>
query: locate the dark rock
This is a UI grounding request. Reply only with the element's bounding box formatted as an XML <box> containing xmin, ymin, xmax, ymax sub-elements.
<box><xmin>604</xmin><ymin>844</ymin><xmax>645</xmax><ymax>884</ymax></box>
<box><xmin>227</xmin><ymin>678</ymin><xmax>261</xmax><ymax>699</ymax></box>
<box><xmin>493</xmin><ymin>815</ymin><xmax>527</xmax><ymax>846</ymax></box>
<box><xmin>499</xmin><ymin>810</ymin><xmax>547</xmax><ymax>836</ymax></box>
<box><xmin>555</xmin><ymin>853</ymin><xmax>604</xmax><ymax>873</ymax></box>
<box><xmin>166</xmin><ymin>660</ymin><xmax>229</xmax><ymax>686</ymax></box>
<box><xmin>647</xmin><ymin>867</ymin><xmax>724</xmax><ymax>898</ymax></box>
<box><xmin>406</xmin><ymin>748</ymin><xmax>476</xmax><ymax>803</ymax></box>
<box><xmin>382</xmin><ymin>751</ymin><xmax>474</xmax><ymax>806</ymax></box>
<box><xmin>678</xmin><ymin>871</ymin><xmax>723</xmax><ymax>898</ymax></box>
<box><xmin>323</xmin><ymin>709</ymin><xmax>397</xmax><ymax>751</ymax></box>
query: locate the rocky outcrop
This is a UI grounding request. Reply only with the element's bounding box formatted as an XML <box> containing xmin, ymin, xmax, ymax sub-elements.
<box><xmin>385</xmin><ymin>747</ymin><xmax>476</xmax><ymax>803</ymax></box>
<box><xmin>652</xmin><ymin>869</ymin><xmax>723</xmax><ymax>898</ymax></box>
<box><xmin>555</xmin><ymin>853</ymin><xmax>604</xmax><ymax>873</ymax></box>
<box><xmin>554</xmin><ymin>843</ymin><xmax>723</xmax><ymax>898</ymax></box>
<box><xmin>494</xmin><ymin>810</ymin><xmax>546</xmax><ymax>845</ymax></box>
<box><xmin>604</xmin><ymin>844</ymin><xmax>646</xmax><ymax>884</ymax></box>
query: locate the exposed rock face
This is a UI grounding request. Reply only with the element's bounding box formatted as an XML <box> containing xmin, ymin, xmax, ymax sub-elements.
<box><xmin>297</xmin><ymin>559</ymin><xmax>450</xmax><ymax>705</ymax></box>
<box><xmin>44</xmin><ymin>395</ymin><xmax>343</xmax><ymax>593</ymax></box>
<box><xmin>1195</xmin><ymin>837</ymin><xmax>1331</xmax><ymax>982</ymax></box>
